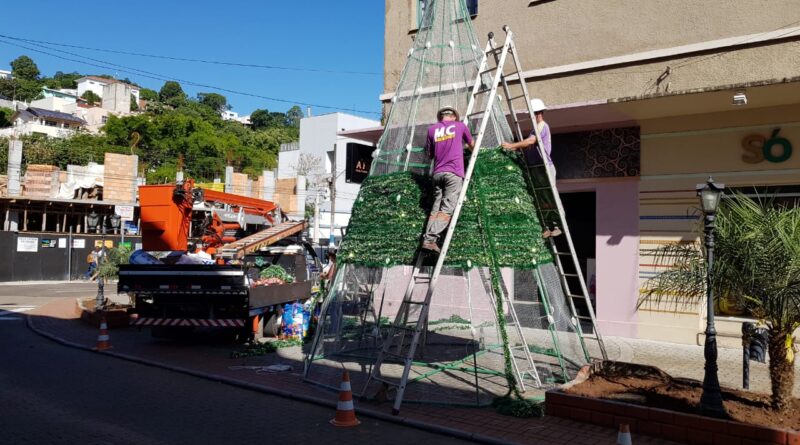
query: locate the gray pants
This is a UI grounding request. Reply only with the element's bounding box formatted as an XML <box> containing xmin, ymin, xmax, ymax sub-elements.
<box><xmin>424</xmin><ymin>172</ymin><xmax>463</xmax><ymax>244</ymax></box>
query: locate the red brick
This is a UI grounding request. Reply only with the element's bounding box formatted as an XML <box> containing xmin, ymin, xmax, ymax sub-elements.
<box><xmin>638</xmin><ymin>421</ymin><xmax>662</xmax><ymax>438</ymax></box>
<box><xmin>648</xmin><ymin>407</ymin><xmax>675</xmax><ymax>425</ymax></box>
<box><xmin>624</xmin><ymin>404</ymin><xmax>652</xmax><ymax>421</ymax></box>
<box><xmin>686</xmin><ymin>429</ymin><xmax>715</xmax><ymax>445</ymax></box>
<box><xmin>571</xmin><ymin>407</ymin><xmax>593</xmax><ymax>424</ymax></box>
<box><xmin>753</xmin><ymin>426</ymin><xmax>788</xmax><ymax>444</ymax></box>
<box><xmin>723</xmin><ymin>420</ymin><xmax>758</xmax><ymax>439</ymax></box>
<box><xmin>661</xmin><ymin>424</ymin><xmax>687</xmax><ymax>443</ymax></box>
<box><xmin>613</xmin><ymin>416</ymin><xmax>638</xmax><ymax>433</ymax></box>
<box><xmin>674</xmin><ymin>412</ymin><xmax>708</xmax><ymax>430</ymax></box>
<box><xmin>713</xmin><ymin>433</ymin><xmax>742</xmax><ymax>445</ymax></box>
<box><xmin>590</xmin><ymin>411</ymin><xmax>614</xmax><ymax>428</ymax></box>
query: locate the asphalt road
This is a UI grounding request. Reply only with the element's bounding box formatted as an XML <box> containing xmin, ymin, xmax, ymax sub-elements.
<box><xmin>0</xmin><ymin>284</ymin><xmax>469</xmax><ymax>444</ymax></box>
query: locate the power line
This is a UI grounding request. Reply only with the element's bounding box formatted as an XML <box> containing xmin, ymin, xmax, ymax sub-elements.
<box><xmin>0</xmin><ymin>38</ymin><xmax>381</xmax><ymax>116</ymax></box>
<box><xmin>0</xmin><ymin>33</ymin><xmax>383</xmax><ymax>77</ymax></box>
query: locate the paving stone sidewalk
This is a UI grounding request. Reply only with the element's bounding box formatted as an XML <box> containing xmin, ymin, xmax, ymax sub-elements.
<box><xmin>32</xmin><ymin>296</ymin><xmax>794</xmax><ymax>445</ymax></box>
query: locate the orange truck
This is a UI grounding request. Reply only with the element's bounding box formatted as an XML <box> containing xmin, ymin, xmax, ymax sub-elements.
<box><xmin>118</xmin><ymin>180</ymin><xmax>319</xmax><ymax>340</ymax></box>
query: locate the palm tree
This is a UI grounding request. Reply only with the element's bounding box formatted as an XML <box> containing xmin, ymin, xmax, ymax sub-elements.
<box><xmin>641</xmin><ymin>192</ymin><xmax>799</xmax><ymax>411</ymax></box>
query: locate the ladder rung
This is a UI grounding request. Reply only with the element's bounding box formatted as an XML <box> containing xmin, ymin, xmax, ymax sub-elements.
<box><xmin>480</xmin><ymin>67</ymin><xmax>498</xmax><ymax>75</ymax></box>
<box><xmin>562</xmin><ymin>273</ymin><xmax>580</xmax><ymax>278</ymax></box>
<box><xmin>553</xmin><ymin>251</ymin><xmax>572</xmax><ymax>256</ymax></box>
<box><xmin>402</xmin><ymin>300</ymin><xmax>427</xmax><ymax>305</ymax></box>
<box><xmin>508</xmin><ymin>94</ymin><xmax>527</xmax><ymax>101</ymax></box>
<box><xmin>568</xmin><ymin>294</ymin><xmax>587</xmax><ymax>299</ymax></box>
<box><xmin>486</xmin><ymin>46</ymin><xmax>505</xmax><ymax>55</ymax></box>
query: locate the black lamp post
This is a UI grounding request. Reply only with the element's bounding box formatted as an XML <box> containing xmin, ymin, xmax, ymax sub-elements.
<box><xmin>88</xmin><ymin>210</ymin><xmax>108</xmax><ymax>311</ymax></box>
<box><xmin>696</xmin><ymin>177</ymin><xmax>726</xmax><ymax>417</ymax></box>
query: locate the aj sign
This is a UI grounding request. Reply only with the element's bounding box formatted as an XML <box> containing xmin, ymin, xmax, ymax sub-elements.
<box><xmin>741</xmin><ymin>128</ymin><xmax>793</xmax><ymax>164</ymax></box>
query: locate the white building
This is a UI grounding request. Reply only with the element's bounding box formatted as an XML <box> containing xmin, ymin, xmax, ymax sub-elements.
<box><xmin>102</xmin><ymin>82</ymin><xmax>131</xmax><ymax>114</ymax></box>
<box><xmin>76</xmin><ymin>76</ymin><xmax>140</xmax><ymax>103</ymax></box>
<box><xmin>0</xmin><ymin>107</ymin><xmax>86</xmax><ymax>138</ymax></box>
<box><xmin>30</xmin><ymin>96</ymin><xmax>77</xmax><ymax>114</ymax></box>
<box><xmin>277</xmin><ymin>112</ymin><xmax>380</xmax><ymax>244</ymax></box>
<box><xmin>221</xmin><ymin>110</ymin><xmax>239</xmax><ymax>121</ymax></box>
<box><xmin>0</xmin><ymin>70</ymin><xmax>11</xmax><ymax>80</ymax></box>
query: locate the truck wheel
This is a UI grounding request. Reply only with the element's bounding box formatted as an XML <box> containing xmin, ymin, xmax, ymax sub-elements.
<box><xmin>264</xmin><ymin>313</ymin><xmax>281</xmax><ymax>338</ymax></box>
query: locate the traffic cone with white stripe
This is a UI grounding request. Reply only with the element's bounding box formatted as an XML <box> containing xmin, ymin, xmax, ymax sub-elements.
<box><xmin>330</xmin><ymin>370</ymin><xmax>360</xmax><ymax>427</ymax></box>
<box><xmin>617</xmin><ymin>423</ymin><xmax>632</xmax><ymax>445</ymax></box>
<box><xmin>94</xmin><ymin>314</ymin><xmax>112</xmax><ymax>351</ymax></box>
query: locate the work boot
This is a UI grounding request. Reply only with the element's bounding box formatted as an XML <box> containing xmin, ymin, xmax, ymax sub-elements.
<box><xmin>422</xmin><ymin>242</ymin><xmax>441</xmax><ymax>254</ymax></box>
<box><xmin>550</xmin><ymin>225</ymin><xmax>563</xmax><ymax>237</ymax></box>
<box><xmin>542</xmin><ymin>230</ymin><xmax>552</xmax><ymax>239</ymax></box>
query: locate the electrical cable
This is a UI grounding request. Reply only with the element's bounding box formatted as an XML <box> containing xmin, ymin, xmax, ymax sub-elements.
<box><xmin>0</xmin><ymin>38</ymin><xmax>381</xmax><ymax>116</ymax></box>
<box><xmin>0</xmin><ymin>33</ymin><xmax>382</xmax><ymax>76</ymax></box>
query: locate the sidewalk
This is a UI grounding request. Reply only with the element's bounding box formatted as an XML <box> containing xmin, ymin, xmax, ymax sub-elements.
<box><xmin>27</xmin><ymin>297</ymin><xmax>694</xmax><ymax>445</ymax></box>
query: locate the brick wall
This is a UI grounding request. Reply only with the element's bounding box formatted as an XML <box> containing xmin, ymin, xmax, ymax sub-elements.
<box><xmin>103</xmin><ymin>153</ymin><xmax>138</xmax><ymax>203</ymax></box>
<box><xmin>22</xmin><ymin>165</ymin><xmax>60</xmax><ymax>198</ymax></box>
<box><xmin>272</xmin><ymin>178</ymin><xmax>297</xmax><ymax>213</ymax></box>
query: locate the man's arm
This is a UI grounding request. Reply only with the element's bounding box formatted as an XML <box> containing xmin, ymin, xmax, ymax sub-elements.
<box><xmin>462</xmin><ymin>123</ymin><xmax>475</xmax><ymax>151</ymax></box>
<box><xmin>501</xmin><ymin>135</ymin><xmax>537</xmax><ymax>151</ymax></box>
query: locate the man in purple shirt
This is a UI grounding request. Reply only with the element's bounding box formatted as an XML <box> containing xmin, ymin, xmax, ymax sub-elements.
<box><xmin>422</xmin><ymin>106</ymin><xmax>475</xmax><ymax>253</ymax></box>
<box><xmin>501</xmin><ymin>98</ymin><xmax>561</xmax><ymax>237</ymax></box>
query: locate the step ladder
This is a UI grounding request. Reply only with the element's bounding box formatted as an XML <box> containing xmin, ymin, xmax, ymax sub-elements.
<box><xmin>490</xmin><ymin>26</ymin><xmax>607</xmax><ymax>361</ymax></box>
<box><xmin>363</xmin><ymin>29</ymin><xmax>540</xmax><ymax>416</ymax></box>
<box><xmin>216</xmin><ymin>221</ymin><xmax>307</xmax><ymax>260</ymax></box>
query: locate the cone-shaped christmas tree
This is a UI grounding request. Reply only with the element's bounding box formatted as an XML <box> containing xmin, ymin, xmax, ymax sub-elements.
<box><xmin>304</xmin><ymin>0</ymin><xmax>591</xmax><ymax>410</ymax></box>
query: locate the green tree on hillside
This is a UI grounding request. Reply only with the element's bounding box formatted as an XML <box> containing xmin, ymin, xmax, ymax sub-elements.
<box><xmin>198</xmin><ymin>92</ymin><xmax>229</xmax><ymax>114</ymax></box>
<box><xmin>81</xmin><ymin>90</ymin><xmax>101</xmax><ymax>106</ymax></box>
<box><xmin>0</xmin><ymin>107</ymin><xmax>14</xmax><ymax>127</ymax></box>
<box><xmin>286</xmin><ymin>105</ymin><xmax>303</xmax><ymax>127</ymax></box>
<box><xmin>10</xmin><ymin>55</ymin><xmax>40</xmax><ymax>80</ymax></box>
<box><xmin>159</xmin><ymin>81</ymin><xmax>186</xmax><ymax>105</ymax></box>
<box><xmin>250</xmin><ymin>108</ymin><xmax>290</xmax><ymax>130</ymax></box>
<box><xmin>43</xmin><ymin>71</ymin><xmax>82</xmax><ymax>89</ymax></box>
<box><xmin>130</xmin><ymin>94</ymin><xmax>139</xmax><ymax>111</ymax></box>
<box><xmin>139</xmin><ymin>88</ymin><xmax>158</xmax><ymax>102</ymax></box>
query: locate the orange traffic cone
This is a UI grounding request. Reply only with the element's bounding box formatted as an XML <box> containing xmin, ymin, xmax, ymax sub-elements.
<box><xmin>617</xmin><ymin>423</ymin><xmax>632</xmax><ymax>445</ymax></box>
<box><xmin>330</xmin><ymin>370</ymin><xmax>360</xmax><ymax>427</ymax></box>
<box><xmin>94</xmin><ymin>314</ymin><xmax>112</xmax><ymax>351</ymax></box>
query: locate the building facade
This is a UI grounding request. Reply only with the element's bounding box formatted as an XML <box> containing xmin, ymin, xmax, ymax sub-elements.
<box><xmin>277</xmin><ymin>113</ymin><xmax>381</xmax><ymax>244</ymax></box>
<box><xmin>76</xmin><ymin>76</ymin><xmax>140</xmax><ymax>104</ymax></box>
<box><xmin>383</xmin><ymin>0</ymin><xmax>800</xmax><ymax>345</ymax></box>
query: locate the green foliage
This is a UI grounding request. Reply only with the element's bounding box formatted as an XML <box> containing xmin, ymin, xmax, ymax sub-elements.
<box><xmin>0</xmin><ymin>78</ymin><xmax>42</xmax><ymax>102</ymax></box>
<box><xmin>198</xmin><ymin>92</ymin><xmax>228</xmax><ymax>113</ymax></box>
<box><xmin>10</xmin><ymin>55</ymin><xmax>40</xmax><ymax>80</ymax></box>
<box><xmin>96</xmin><ymin>245</ymin><xmax>132</xmax><ymax>279</ymax></box>
<box><xmin>158</xmin><ymin>80</ymin><xmax>186</xmax><ymax>105</ymax></box>
<box><xmin>130</xmin><ymin>94</ymin><xmax>138</xmax><ymax>111</ymax></box>
<box><xmin>81</xmin><ymin>90</ymin><xmax>101</xmax><ymax>106</ymax></box>
<box><xmin>641</xmin><ymin>193</ymin><xmax>800</xmax><ymax>410</ymax></box>
<box><xmin>338</xmin><ymin>149</ymin><xmax>553</xmax><ymax>268</ymax></box>
<box><xmin>260</xmin><ymin>264</ymin><xmax>295</xmax><ymax>283</ymax></box>
<box><xmin>0</xmin><ymin>107</ymin><xmax>13</xmax><ymax>128</ymax></box>
<box><xmin>139</xmin><ymin>87</ymin><xmax>158</xmax><ymax>102</ymax></box>
<box><xmin>286</xmin><ymin>105</ymin><xmax>303</xmax><ymax>127</ymax></box>
<box><xmin>492</xmin><ymin>396</ymin><xmax>544</xmax><ymax>418</ymax></box>
<box><xmin>250</xmin><ymin>108</ymin><xmax>292</xmax><ymax>130</ymax></box>
<box><xmin>42</xmin><ymin>71</ymin><xmax>82</xmax><ymax>89</ymax></box>
<box><xmin>231</xmin><ymin>338</ymin><xmax>303</xmax><ymax>358</ymax></box>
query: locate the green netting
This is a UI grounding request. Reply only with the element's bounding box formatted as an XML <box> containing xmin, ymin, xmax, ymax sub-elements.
<box><xmin>340</xmin><ymin>148</ymin><xmax>553</xmax><ymax>268</ymax></box>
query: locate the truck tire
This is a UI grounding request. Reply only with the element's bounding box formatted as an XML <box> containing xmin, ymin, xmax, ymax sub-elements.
<box><xmin>264</xmin><ymin>313</ymin><xmax>281</xmax><ymax>338</ymax></box>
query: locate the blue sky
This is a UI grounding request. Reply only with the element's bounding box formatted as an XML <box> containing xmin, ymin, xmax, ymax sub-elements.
<box><xmin>0</xmin><ymin>1</ymin><xmax>385</xmax><ymax>119</ymax></box>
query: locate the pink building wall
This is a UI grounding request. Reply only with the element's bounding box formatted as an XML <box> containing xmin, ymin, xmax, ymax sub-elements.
<box><xmin>559</xmin><ymin>179</ymin><xmax>640</xmax><ymax>338</ymax></box>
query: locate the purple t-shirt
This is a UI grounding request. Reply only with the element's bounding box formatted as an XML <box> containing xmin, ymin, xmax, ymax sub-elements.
<box><xmin>523</xmin><ymin>121</ymin><xmax>553</xmax><ymax>166</ymax></box>
<box><xmin>425</xmin><ymin>121</ymin><xmax>474</xmax><ymax>177</ymax></box>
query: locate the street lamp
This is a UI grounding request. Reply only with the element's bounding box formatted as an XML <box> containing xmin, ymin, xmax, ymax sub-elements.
<box><xmin>696</xmin><ymin>177</ymin><xmax>726</xmax><ymax>417</ymax></box>
<box><xmin>87</xmin><ymin>211</ymin><xmax>100</xmax><ymax>234</ymax></box>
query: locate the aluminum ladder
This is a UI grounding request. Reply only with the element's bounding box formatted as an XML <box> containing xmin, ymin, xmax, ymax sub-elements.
<box><xmin>491</xmin><ymin>26</ymin><xmax>608</xmax><ymax>361</ymax></box>
<box><xmin>216</xmin><ymin>221</ymin><xmax>307</xmax><ymax>260</ymax></box>
<box><xmin>364</xmin><ymin>30</ymin><xmax>539</xmax><ymax>416</ymax></box>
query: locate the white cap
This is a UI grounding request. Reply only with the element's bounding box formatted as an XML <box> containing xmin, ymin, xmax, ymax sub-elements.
<box><xmin>530</xmin><ymin>98</ymin><xmax>547</xmax><ymax>113</ymax></box>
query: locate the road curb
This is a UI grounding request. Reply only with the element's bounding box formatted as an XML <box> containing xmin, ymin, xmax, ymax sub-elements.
<box><xmin>26</xmin><ymin>314</ymin><xmax>519</xmax><ymax>445</ymax></box>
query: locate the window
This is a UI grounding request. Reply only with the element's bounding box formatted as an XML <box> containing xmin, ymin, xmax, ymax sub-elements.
<box><xmin>417</xmin><ymin>0</ymin><xmax>477</xmax><ymax>27</ymax></box>
<box><xmin>44</xmin><ymin>120</ymin><xmax>57</xmax><ymax>127</ymax></box>
<box><xmin>101</xmin><ymin>116</ymin><xmax>109</xmax><ymax>124</ymax></box>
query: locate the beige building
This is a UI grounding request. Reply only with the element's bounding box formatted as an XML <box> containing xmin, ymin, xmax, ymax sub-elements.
<box><xmin>380</xmin><ymin>0</ymin><xmax>800</xmax><ymax>345</ymax></box>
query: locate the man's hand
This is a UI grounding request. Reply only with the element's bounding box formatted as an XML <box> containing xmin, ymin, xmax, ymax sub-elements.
<box><xmin>501</xmin><ymin>141</ymin><xmax>515</xmax><ymax>150</ymax></box>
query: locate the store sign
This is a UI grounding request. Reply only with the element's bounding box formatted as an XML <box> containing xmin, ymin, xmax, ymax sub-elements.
<box><xmin>741</xmin><ymin>128</ymin><xmax>793</xmax><ymax>164</ymax></box>
<box><xmin>114</xmin><ymin>205</ymin><xmax>135</xmax><ymax>220</ymax></box>
<box><xmin>345</xmin><ymin>142</ymin><xmax>375</xmax><ymax>184</ymax></box>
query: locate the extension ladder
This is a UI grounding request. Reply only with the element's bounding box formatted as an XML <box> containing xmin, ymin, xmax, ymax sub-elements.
<box><xmin>364</xmin><ymin>29</ymin><xmax>540</xmax><ymax>416</ymax></box>
<box><xmin>491</xmin><ymin>26</ymin><xmax>608</xmax><ymax>361</ymax></box>
<box><xmin>216</xmin><ymin>221</ymin><xmax>307</xmax><ymax>260</ymax></box>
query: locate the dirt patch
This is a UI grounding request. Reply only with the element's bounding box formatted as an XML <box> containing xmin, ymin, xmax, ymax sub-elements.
<box><xmin>565</xmin><ymin>362</ymin><xmax>799</xmax><ymax>431</ymax></box>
